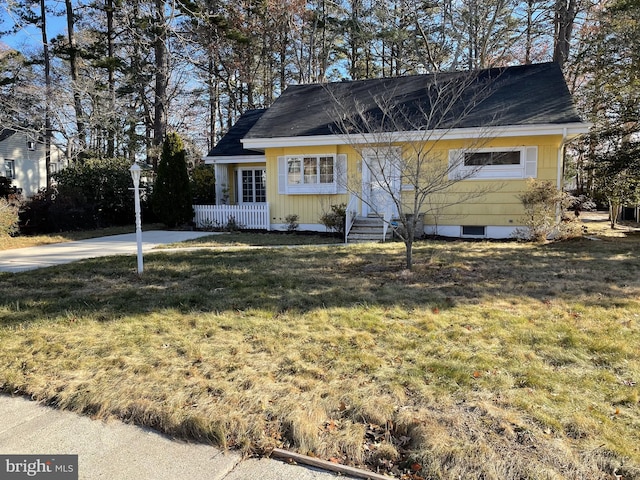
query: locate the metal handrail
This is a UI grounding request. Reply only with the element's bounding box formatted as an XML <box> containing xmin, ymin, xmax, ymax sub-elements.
<box><xmin>382</xmin><ymin>208</ymin><xmax>392</xmax><ymax>242</ymax></box>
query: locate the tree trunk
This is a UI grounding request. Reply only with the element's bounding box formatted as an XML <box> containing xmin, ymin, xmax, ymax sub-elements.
<box><xmin>153</xmin><ymin>0</ymin><xmax>168</xmax><ymax>170</ymax></box>
<box><xmin>105</xmin><ymin>0</ymin><xmax>116</xmax><ymax>158</ymax></box>
<box><xmin>65</xmin><ymin>0</ymin><xmax>87</xmax><ymax>154</ymax></box>
<box><xmin>609</xmin><ymin>201</ymin><xmax>619</xmax><ymax>229</ymax></box>
<box><xmin>40</xmin><ymin>0</ymin><xmax>52</xmax><ymax>189</ymax></box>
<box><xmin>405</xmin><ymin>238</ymin><xmax>413</xmax><ymax>271</ymax></box>
<box><xmin>525</xmin><ymin>0</ymin><xmax>534</xmax><ymax>64</ymax></box>
<box><xmin>553</xmin><ymin>0</ymin><xmax>578</xmax><ymax>67</ymax></box>
<box><xmin>207</xmin><ymin>55</ymin><xmax>218</xmax><ymax>151</ymax></box>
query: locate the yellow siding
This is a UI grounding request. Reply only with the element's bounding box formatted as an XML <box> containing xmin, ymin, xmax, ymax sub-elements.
<box><xmin>265</xmin><ymin>146</ymin><xmax>351</xmax><ymax>226</ymax></box>
<box><xmin>264</xmin><ymin>135</ymin><xmax>564</xmax><ymax>228</ymax></box>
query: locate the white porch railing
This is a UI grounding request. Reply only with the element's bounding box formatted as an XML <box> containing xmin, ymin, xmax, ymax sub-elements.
<box><xmin>344</xmin><ymin>194</ymin><xmax>358</xmax><ymax>243</ymax></box>
<box><xmin>193</xmin><ymin>203</ymin><xmax>270</xmax><ymax>230</ymax></box>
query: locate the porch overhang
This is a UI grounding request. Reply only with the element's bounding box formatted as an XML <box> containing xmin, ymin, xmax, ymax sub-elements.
<box><xmin>204</xmin><ymin>154</ymin><xmax>266</xmax><ymax>165</ymax></box>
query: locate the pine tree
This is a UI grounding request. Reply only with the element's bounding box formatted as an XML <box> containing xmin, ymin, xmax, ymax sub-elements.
<box><xmin>152</xmin><ymin>133</ymin><xmax>193</xmax><ymax>228</ymax></box>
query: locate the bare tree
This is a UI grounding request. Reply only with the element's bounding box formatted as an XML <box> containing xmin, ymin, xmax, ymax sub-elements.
<box><xmin>328</xmin><ymin>71</ymin><xmax>503</xmax><ymax>269</ymax></box>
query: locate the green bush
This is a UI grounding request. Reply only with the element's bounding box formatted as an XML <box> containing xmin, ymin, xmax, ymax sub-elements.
<box><xmin>285</xmin><ymin>214</ymin><xmax>299</xmax><ymax>232</ymax></box>
<box><xmin>152</xmin><ymin>133</ymin><xmax>193</xmax><ymax>228</ymax></box>
<box><xmin>191</xmin><ymin>164</ymin><xmax>216</xmax><ymax>204</ymax></box>
<box><xmin>0</xmin><ymin>176</ymin><xmax>18</xmax><ymax>199</ymax></box>
<box><xmin>18</xmin><ymin>189</ymin><xmax>54</xmax><ymax>234</ymax></box>
<box><xmin>320</xmin><ymin>203</ymin><xmax>346</xmax><ymax>237</ymax></box>
<box><xmin>19</xmin><ymin>158</ymin><xmax>137</xmax><ymax>234</ymax></box>
<box><xmin>53</xmin><ymin>157</ymin><xmax>136</xmax><ymax>229</ymax></box>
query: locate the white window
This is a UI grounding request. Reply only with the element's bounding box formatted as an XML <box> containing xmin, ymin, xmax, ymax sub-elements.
<box><xmin>287</xmin><ymin>156</ymin><xmax>334</xmax><ymax>186</ymax></box>
<box><xmin>278</xmin><ymin>154</ymin><xmax>347</xmax><ymax>195</ymax></box>
<box><xmin>27</xmin><ymin>140</ymin><xmax>36</xmax><ymax>151</ymax></box>
<box><xmin>5</xmin><ymin>160</ymin><xmax>15</xmax><ymax>179</ymax></box>
<box><xmin>239</xmin><ymin>168</ymin><xmax>266</xmax><ymax>203</ymax></box>
<box><xmin>449</xmin><ymin>147</ymin><xmax>537</xmax><ymax>180</ymax></box>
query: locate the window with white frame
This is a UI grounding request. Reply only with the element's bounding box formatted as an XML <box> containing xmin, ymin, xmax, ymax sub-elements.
<box><xmin>449</xmin><ymin>147</ymin><xmax>537</xmax><ymax>180</ymax></box>
<box><xmin>5</xmin><ymin>160</ymin><xmax>15</xmax><ymax>179</ymax></box>
<box><xmin>27</xmin><ymin>140</ymin><xmax>36</xmax><ymax>151</ymax></box>
<box><xmin>288</xmin><ymin>155</ymin><xmax>334</xmax><ymax>185</ymax></box>
<box><xmin>239</xmin><ymin>168</ymin><xmax>266</xmax><ymax>203</ymax></box>
<box><xmin>279</xmin><ymin>154</ymin><xmax>346</xmax><ymax>194</ymax></box>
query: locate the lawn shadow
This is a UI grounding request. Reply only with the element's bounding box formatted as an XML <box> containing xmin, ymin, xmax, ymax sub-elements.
<box><xmin>1</xmin><ymin>236</ymin><xmax>639</xmax><ymax>325</ymax></box>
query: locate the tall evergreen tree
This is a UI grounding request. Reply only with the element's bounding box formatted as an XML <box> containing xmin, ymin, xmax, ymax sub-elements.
<box><xmin>581</xmin><ymin>0</ymin><xmax>640</xmax><ymax>226</ymax></box>
<box><xmin>152</xmin><ymin>132</ymin><xmax>193</xmax><ymax>228</ymax></box>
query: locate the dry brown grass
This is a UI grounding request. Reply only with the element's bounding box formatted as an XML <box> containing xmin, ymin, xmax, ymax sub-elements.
<box><xmin>0</xmin><ymin>212</ymin><xmax>639</xmax><ymax>479</ymax></box>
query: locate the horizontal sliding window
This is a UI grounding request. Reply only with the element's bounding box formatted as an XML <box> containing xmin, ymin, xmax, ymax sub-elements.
<box><xmin>462</xmin><ymin>225</ymin><xmax>486</xmax><ymax>237</ymax></box>
<box><xmin>464</xmin><ymin>151</ymin><xmax>520</xmax><ymax>166</ymax></box>
<box><xmin>449</xmin><ymin>147</ymin><xmax>537</xmax><ymax>180</ymax></box>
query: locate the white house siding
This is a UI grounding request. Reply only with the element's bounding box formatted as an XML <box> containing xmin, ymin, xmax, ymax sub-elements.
<box><xmin>0</xmin><ymin>132</ymin><xmax>65</xmax><ymax>197</ymax></box>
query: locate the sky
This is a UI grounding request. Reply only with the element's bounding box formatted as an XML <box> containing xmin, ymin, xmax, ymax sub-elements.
<box><xmin>0</xmin><ymin>1</ymin><xmax>67</xmax><ymax>51</ymax></box>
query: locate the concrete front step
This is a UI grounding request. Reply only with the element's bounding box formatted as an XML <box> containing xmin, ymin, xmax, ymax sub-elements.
<box><xmin>348</xmin><ymin>235</ymin><xmax>392</xmax><ymax>243</ymax></box>
<box><xmin>347</xmin><ymin>216</ymin><xmax>394</xmax><ymax>243</ymax></box>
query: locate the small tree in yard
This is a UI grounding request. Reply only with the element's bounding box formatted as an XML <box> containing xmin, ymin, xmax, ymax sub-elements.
<box><xmin>518</xmin><ymin>179</ymin><xmax>571</xmax><ymax>242</ymax></box>
<box><xmin>0</xmin><ymin>197</ymin><xmax>19</xmax><ymax>237</ymax></box>
<box><xmin>329</xmin><ymin>71</ymin><xmax>500</xmax><ymax>270</ymax></box>
<box><xmin>320</xmin><ymin>203</ymin><xmax>347</xmax><ymax>237</ymax></box>
<box><xmin>1</xmin><ymin>176</ymin><xmax>20</xmax><ymax>236</ymax></box>
<box><xmin>153</xmin><ymin>133</ymin><xmax>193</xmax><ymax>228</ymax></box>
<box><xmin>592</xmin><ymin>132</ymin><xmax>640</xmax><ymax>229</ymax></box>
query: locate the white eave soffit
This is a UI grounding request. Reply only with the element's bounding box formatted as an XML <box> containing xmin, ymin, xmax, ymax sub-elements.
<box><xmin>241</xmin><ymin>123</ymin><xmax>591</xmax><ymax>150</ymax></box>
<box><xmin>204</xmin><ymin>154</ymin><xmax>266</xmax><ymax>165</ymax></box>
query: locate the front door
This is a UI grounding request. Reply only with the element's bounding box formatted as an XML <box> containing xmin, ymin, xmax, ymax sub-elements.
<box><xmin>239</xmin><ymin>168</ymin><xmax>266</xmax><ymax>203</ymax></box>
<box><xmin>362</xmin><ymin>148</ymin><xmax>401</xmax><ymax>217</ymax></box>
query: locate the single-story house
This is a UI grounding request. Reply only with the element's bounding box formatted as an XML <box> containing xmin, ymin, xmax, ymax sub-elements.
<box><xmin>203</xmin><ymin>62</ymin><xmax>589</xmax><ymax>240</ymax></box>
<box><xmin>0</xmin><ymin>129</ymin><xmax>67</xmax><ymax>197</ymax></box>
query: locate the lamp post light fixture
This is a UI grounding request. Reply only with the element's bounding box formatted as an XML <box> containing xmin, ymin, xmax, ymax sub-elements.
<box><xmin>130</xmin><ymin>161</ymin><xmax>144</xmax><ymax>274</ymax></box>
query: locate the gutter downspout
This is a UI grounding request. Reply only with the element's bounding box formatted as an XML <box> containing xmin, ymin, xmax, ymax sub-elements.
<box><xmin>558</xmin><ymin>127</ymin><xmax>568</xmax><ymax>191</ymax></box>
<box><xmin>556</xmin><ymin>128</ymin><xmax>569</xmax><ymax>228</ymax></box>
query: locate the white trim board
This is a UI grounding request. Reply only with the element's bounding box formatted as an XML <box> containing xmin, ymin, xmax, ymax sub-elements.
<box><xmin>242</xmin><ymin>123</ymin><xmax>590</xmax><ymax>150</ymax></box>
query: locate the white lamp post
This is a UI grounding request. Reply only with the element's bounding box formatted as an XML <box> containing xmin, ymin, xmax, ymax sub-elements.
<box><xmin>130</xmin><ymin>161</ymin><xmax>144</xmax><ymax>274</ymax></box>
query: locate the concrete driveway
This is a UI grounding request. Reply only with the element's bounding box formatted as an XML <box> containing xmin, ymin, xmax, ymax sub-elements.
<box><xmin>0</xmin><ymin>231</ymin><xmax>215</xmax><ymax>273</ymax></box>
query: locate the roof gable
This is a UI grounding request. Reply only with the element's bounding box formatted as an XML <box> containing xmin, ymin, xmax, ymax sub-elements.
<box><xmin>0</xmin><ymin>129</ymin><xmax>17</xmax><ymax>142</ymax></box>
<box><xmin>245</xmin><ymin>63</ymin><xmax>583</xmax><ymax>141</ymax></box>
<box><xmin>207</xmin><ymin>109</ymin><xmax>267</xmax><ymax>157</ymax></box>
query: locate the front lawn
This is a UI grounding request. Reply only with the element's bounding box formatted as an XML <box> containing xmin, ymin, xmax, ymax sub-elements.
<box><xmin>0</xmin><ymin>226</ymin><xmax>639</xmax><ymax>479</ymax></box>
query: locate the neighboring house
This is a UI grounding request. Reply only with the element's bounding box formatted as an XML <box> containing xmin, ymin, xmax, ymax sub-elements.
<box><xmin>204</xmin><ymin>62</ymin><xmax>589</xmax><ymax>239</ymax></box>
<box><xmin>0</xmin><ymin>129</ymin><xmax>66</xmax><ymax>197</ymax></box>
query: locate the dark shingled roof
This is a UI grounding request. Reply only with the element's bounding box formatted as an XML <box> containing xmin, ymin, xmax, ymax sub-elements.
<box><xmin>207</xmin><ymin>109</ymin><xmax>267</xmax><ymax>157</ymax></box>
<box><xmin>0</xmin><ymin>129</ymin><xmax>16</xmax><ymax>142</ymax></box>
<box><xmin>245</xmin><ymin>63</ymin><xmax>582</xmax><ymax>140</ymax></box>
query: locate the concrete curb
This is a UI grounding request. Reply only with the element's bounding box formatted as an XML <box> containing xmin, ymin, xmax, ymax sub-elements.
<box><xmin>0</xmin><ymin>395</ymin><xmax>340</xmax><ymax>480</ymax></box>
